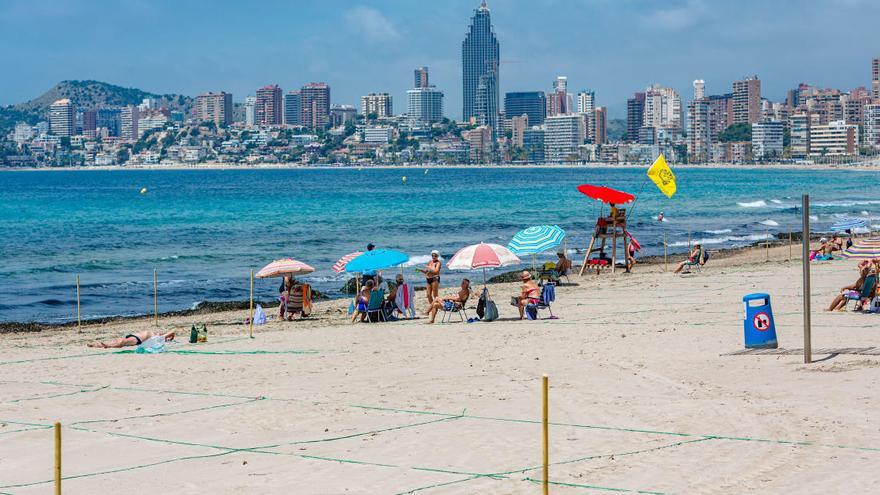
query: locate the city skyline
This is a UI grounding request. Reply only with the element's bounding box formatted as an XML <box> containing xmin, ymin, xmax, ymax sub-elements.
<box><xmin>0</xmin><ymin>0</ymin><xmax>877</xmax><ymax>118</ymax></box>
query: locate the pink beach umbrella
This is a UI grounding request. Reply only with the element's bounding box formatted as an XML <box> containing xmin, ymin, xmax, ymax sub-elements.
<box><xmin>448</xmin><ymin>243</ymin><xmax>521</xmax><ymax>285</ymax></box>
<box><xmin>332</xmin><ymin>251</ymin><xmax>363</xmax><ymax>273</ymax></box>
<box><xmin>255</xmin><ymin>258</ymin><xmax>315</xmax><ymax>279</ymax></box>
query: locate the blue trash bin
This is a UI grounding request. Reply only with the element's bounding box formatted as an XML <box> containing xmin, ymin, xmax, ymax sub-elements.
<box><xmin>743</xmin><ymin>293</ymin><xmax>778</xmax><ymax>349</ymax></box>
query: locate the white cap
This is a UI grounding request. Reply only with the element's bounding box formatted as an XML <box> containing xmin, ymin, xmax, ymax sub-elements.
<box><xmin>820</xmin><ymin>237</ymin><xmax>827</xmax><ymax>242</ymax></box>
<box><xmin>431</xmin><ymin>250</ymin><xmax>440</xmax><ymax>255</ymax></box>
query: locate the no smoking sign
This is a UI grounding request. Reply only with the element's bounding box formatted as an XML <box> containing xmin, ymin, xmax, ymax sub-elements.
<box><xmin>753</xmin><ymin>312</ymin><xmax>771</xmax><ymax>331</ymax></box>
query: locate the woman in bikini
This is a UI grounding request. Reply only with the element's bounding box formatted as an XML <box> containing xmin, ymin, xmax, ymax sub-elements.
<box><xmin>417</xmin><ymin>250</ymin><xmax>442</xmax><ymax>306</ymax></box>
<box><xmin>88</xmin><ymin>330</ymin><xmax>175</xmax><ymax>348</ymax></box>
<box><xmin>515</xmin><ymin>271</ymin><xmax>541</xmax><ymax>320</ymax></box>
<box><xmin>351</xmin><ymin>279</ymin><xmax>375</xmax><ymax>323</ymax></box>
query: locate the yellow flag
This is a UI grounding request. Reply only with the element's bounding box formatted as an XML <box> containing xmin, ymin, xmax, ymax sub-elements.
<box><xmin>647</xmin><ymin>154</ymin><xmax>676</xmax><ymax>198</ymax></box>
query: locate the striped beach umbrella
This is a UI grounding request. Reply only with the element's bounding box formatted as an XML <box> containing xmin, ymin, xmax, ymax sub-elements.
<box><xmin>332</xmin><ymin>251</ymin><xmax>363</xmax><ymax>273</ymax></box>
<box><xmin>507</xmin><ymin>225</ymin><xmax>566</xmax><ymax>255</ymax></box>
<box><xmin>831</xmin><ymin>218</ymin><xmax>868</xmax><ymax>232</ymax></box>
<box><xmin>255</xmin><ymin>258</ymin><xmax>315</xmax><ymax>278</ymax></box>
<box><xmin>841</xmin><ymin>238</ymin><xmax>880</xmax><ymax>259</ymax></box>
<box><xmin>448</xmin><ymin>243</ymin><xmax>521</xmax><ymax>270</ymax></box>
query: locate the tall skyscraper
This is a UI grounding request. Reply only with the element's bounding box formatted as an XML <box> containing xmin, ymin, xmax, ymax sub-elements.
<box><xmin>96</xmin><ymin>108</ymin><xmax>121</xmax><ymax>136</ymax></box>
<box><xmin>120</xmin><ymin>105</ymin><xmax>140</xmax><ymax>141</ymax></box>
<box><xmin>626</xmin><ymin>92</ymin><xmax>646</xmax><ymax>142</ymax></box>
<box><xmin>733</xmin><ymin>76</ymin><xmax>762</xmax><ymax>125</ymax></box>
<box><xmin>643</xmin><ymin>84</ymin><xmax>682</xmax><ymax>131</ymax></box>
<box><xmin>255</xmin><ymin>85</ymin><xmax>283</xmax><ymax>126</ymax></box>
<box><xmin>49</xmin><ymin>99</ymin><xmax>75</xmax><ymax>137</ymax></box>
<box><xmin>544</xmin><ymin>114</ymin><xmax>585</xmax><ymax>163</ymax></box>
<box><xmin>361</xmin><ymin>93</ymin><xmax>393</xmax><ymax>118</ymax></box>
<box><xmin>547</xmin><ymin>76</ymin><xmax>572</xmax><ymax>116</ymax></box>
<box><xmin>504</xmin><ymin>92</ymin><xmax>545</xmax><ymax>126</ymax></box>
<box><xmin>576</xmin><ymin>90</ymin><xmax>595</xmax><ymax>116</ymax></box>
<box><xmin>407</xmin><ymin>86</ymin><xmax>444</xmax><ymax>126</ymax></box>
<box><xmin>284</xmin><ymin>91</ymin><xmax>302</xmax><ymax>126</ymax></box>
<box><xmin>81</xmin><ymin>110</ymin><xmax>97</xmax><ymax>137</ymax></box>
<box><xmin>244</xmin><ymin>96</ymin><xmax>256</xmax><ymax>127</ymax></box>
<box><xmin>693</xmin><ymin>80</ymin><xmax>705</xmax><ymax>100</ymax></box>
<box><xmin>300</xmin><ymin>82</ymin><xmax>331</xmax><ymax>130</ymax></box>
<box><xmin>462</xmin><ymin>0</ymin><xmax>499</xmax><ymax>133</ymax></box>
<box><xmin>873</xmin><ymin>58</ymin><xmax>880</xmax><ymax>100</ymax></box>
<box><xmin>594</xmin><ymin>107</ymin><xmax>607</xmax><ymax>145</ymax></box>
<box><xmin>414</xmin><ymin>67</ymin><xmax>429</xmax><ymax>89</ymax></box>
<box><xmin>195</xmin><ymin>92</ymin><xmax>232</xmax><ymax>126</ymax></box>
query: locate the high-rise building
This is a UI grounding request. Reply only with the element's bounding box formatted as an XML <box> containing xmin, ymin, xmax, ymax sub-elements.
<box><xmin>693</xmin><ymin>80</ymin><xmax>705</xmax><ymax>100</ymax></box>
<box><xmin>809</xmin><ymin>120</ymin><xmax>859</xmax><ymax>157</ymax></box>
<box><xmin>626</xmin><ymin>92</ymin><xmax>646</xmax><ymax>142</ymax></box>
<box><xmin>594</xmin><ymin>107</ymin><xmax>607</xmax><ymax>145</ymax></box>
<box><xmin>504</xmin><ymin>92</ymin><xmax>546</xmax><ymax>126</ymax></box>
<box><xmin>547</xmin><ymin>76</ymin><xmax>572</xmax><ymax>116</ymax></box>
<box><xmin>414</xmin><ymin>67</ymin><xmax>429</xmax><ymax>89</ymax></box>
<box><xmin>462</xmin><ymin>0</ymin><xmax>499</xmax><ymax>132</ymax></box>
<box><xmin>407</xmin><ymin>86</ymin><xmax>444</xmax><ymax>126</ymax></box>
<box><xmin>865</xmin><ymin>104</ymin><xmax>880</xmax><ymax>151</ymax></box>
<box><xmin>576</xmin><ymin>91</ymin><xmax>595</xmax><ymax>116</ymax></box>
<box><xmin>462</xmin><ymin>125</ymin><xmax>493</xmax><ymax>163</ymax></box>
<box><xmin>49</xmin><ymin>99</ymin><xmax>75</xmax><ymax>137</ymax></box>
<box><xmin>13</xmin><ymin>123</ymin><xmax>34</xmax><ymax>143</ymax></box>
<box><xmin>244</xmin><ymin>96</ymin><xmax>256</xmax><ymax>127</ymax></box>
<box><xmin>361</xmin><ymin>93</ymin><xmax>393</xmax><ymax>118</ymax></box>
<box><xmin>643</xmin><ymin>84</ymin><xmax>682</xmax><ymax>132</ymax></box>
<box><xmin>687</xmin><ymin>98</ymin><xmax>711</xmax><ymax>162</ymax></box>
<box><xmin>255</xmin><ymin>85</ymin><xmax>283</xmax><ymax>126</ymax></box>
<box><xmin>751</xmin><ymin>121</ymin><xmax>784</xmax><ymax>161</ymax></box>
<box><xmin>284</xmin><ymin>91</ymin><xmax>302</xmax><ymax>126</ymax></box>
<box><xmin>120</xmin><ymin>106</ymin><xmax>140</xmax><ymax>141</ymax></box>
<box><xmin>545</xmin><ymin>114</ymin><xmax>585</xmax><ymax>163</ymax></box>
<box><xmin>789</xmin><ymin>113</ymin><xmax>811</xmax><ymax>159</ymax></box>
<box><xmin>330</xmin><ymin>104</ymin><xmax>357</xmax><ymax>127</ymax></box>
<box><xmin>872</xmin><ymin>58</ymin><xmax>880</xmax><ymax>100</ymax></box>
<box><xmin>81</xmin><ymin>110</ymin><xmax>97</xmax><ymax>137</ymax></box>
<box><xmin>95</xmin><ymin>108</ymin><xmax>121</xmax><ymax>136</ymax></box>
<box><xmin>300</xmin><ymin>82</ymin><xmax>331</xmax><ymax>130</ymax></box>
<box><xmin>523</xmin><ymin>127</ymin><xmax>545</xmax><ymax>163</ymax></box>
<box><xmin>510</xmin><ymin>115</ymin><xmax>528</xmax><ymax>147</ymax></box>
<box><xmin>733</xmin><ymin>76</ymin><xmax>762</xmax><ymax>125</ymax></box>
<box><xmin>195</xmin><ymin>92</ymin><xmax>232</xmax><ymax>126</ymax></box>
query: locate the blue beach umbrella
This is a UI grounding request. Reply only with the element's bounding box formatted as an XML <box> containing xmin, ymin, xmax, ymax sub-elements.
<box><xmin>508</xmin><ymin>225</ymin><xmax>566</xmax><ymax>255</ymax></box>
<box><xmin>831</xmin><ymin>218</ymin><xmax>868</xmax><ymax>232</ymax></box>
<box><xmin>344</xmin><ymin>249</ymin><xmax>410</xmax><ymax>274</ymax></box>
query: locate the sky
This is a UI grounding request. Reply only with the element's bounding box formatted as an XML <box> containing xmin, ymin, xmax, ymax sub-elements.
<box><xmin>0</xmin><ymin>0</ymin><xmax>877</xmax><ymax>118</ymax></box>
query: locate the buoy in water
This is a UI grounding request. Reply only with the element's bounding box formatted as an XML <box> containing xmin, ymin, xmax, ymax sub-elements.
<box><xmin>140</xmin><ymin>188</ymin><xmax>148</xmax><ymax>194</ymax></box>
<box><xmin>402</xmin><ymin>176</ymin><xmax>407</xmax><ymax>183</ymax></box>
<box><xmin>424</xmin><ymin>169</ymin><xmax>429</xmax><ymax>174</ymax></box>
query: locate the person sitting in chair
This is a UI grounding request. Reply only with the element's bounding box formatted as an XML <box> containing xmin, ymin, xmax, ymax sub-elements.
<box><xmin>511</xmin><ymin>271</ymin><xmax>541</xmax><ymax>320</ymax></box>
<box><xmin>555</xmin><ymin>251</ymin><xmax>572</xmax><ymax>277</ymax></box>
<box><xmin>351</xmin><ymin>280</ymin><xmax>375</xmax><ymax>323</ymax></box>
<box><xmin>426</xmin><ymin>279</ymin><xmax>471</xmax><ymax>324</ymax></box>
<box><xmin>674</xmin><ymin>244</ymin><xmax>704</xmax><ymax>274</ymax></box>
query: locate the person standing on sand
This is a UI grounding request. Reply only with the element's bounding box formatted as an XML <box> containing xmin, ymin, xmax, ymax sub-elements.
<box><xmin>88</xmin><ymin>330</ymin><xmax>175</xmax><ymax>348</ymax></box>
<box><xmin>417</xmin><ymin>250</ymin><xmax>442</xmax><ymax>305</ymax></box>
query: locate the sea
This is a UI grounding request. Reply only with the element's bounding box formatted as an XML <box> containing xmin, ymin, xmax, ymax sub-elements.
<box><xmin>2</xmin><ymin>166</ymin><xmax>880</xmax><ymax>324</ymax></box>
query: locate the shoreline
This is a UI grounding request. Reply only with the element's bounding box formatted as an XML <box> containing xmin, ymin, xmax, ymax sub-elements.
<box><xmin>3</xmin><ymin>161</ymin><xmax>880</xmax><ymax>172</ymax></box>
<box><xmin>0</xmin><ymin>237</ymin><xmax>807</xmax><ymax>332</ymax></box>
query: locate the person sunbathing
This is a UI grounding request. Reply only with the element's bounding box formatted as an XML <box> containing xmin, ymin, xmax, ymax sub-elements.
<box><xmin>426</xmin><ymin>279</ymin><xmax>471</xmax><ymax>324</ymax></box>
<box><xmin>511</xmin><ymin>271</ymin><xmax>541</xmax><ymax>320</ymax></box>
<box><xmin>88</xmin><ymin>330</ymin><xmax>175</xmax><ymax>348</ymax></box>
<box><xmin>674</xmin><ymin>244</ymin><xmax>704</xmax><ymax>274</ymax></box>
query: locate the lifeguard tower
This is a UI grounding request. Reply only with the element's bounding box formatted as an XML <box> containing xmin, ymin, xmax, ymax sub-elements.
<box><xmin>578</xmin><ymin>206</ymin><xmax>633</xmax><ymax>275</ymax></box>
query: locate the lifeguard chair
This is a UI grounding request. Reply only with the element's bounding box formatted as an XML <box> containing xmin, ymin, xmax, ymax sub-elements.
<box><xmin>578</xmin><ymin>207</ymin><xmax>633</xmax><ymax>275</ymax></box>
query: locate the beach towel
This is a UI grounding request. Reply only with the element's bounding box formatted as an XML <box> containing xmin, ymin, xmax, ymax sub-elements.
<box><xmin>542</xmin><ymin>284</ymin><xmax>556</xmax><ymax>305</ymax></box>
<box><xmin>395</xmin><ymin>283</ymin><xmax>416</xmax><ymax>319</ymax></box>
<box><xmin>254</xmin><ymin>304</ymin><xmax>267</xmax><ymax>325</ymax></box>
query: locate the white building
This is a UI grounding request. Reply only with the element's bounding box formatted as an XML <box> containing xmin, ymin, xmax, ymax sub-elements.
<box><xmin>137</xmin><ymin>114</ymin><xmax>168</xmax><ymax>138</ymax></box>
<box><xmin>576</xmin><ymin>91</ymin><xmax>595</xmax><ymax>116</ymax></box>
<box><xmin>13</xmin><ymin>122</ymin><xmax>35</xmax><ymax>143</ymax></box>
<box><xmin>789</xmin><ymin>114</ymin><xmax>810</xmax><ymax>159</ymax></box>
<box><xmin>245</xmin><ymin>96</ymin><xmax>257</xmax><ymax>127</ymax></box>
<box><xmin>361</xmin><ymin>93</ymin><xmax>393</xmax><ymax>118</ymax></box>
<box><xmin>544</xmin><ymin>114</ymin><xmax>585</xmax><ymax>163</ymax></box>
<box><xmin>751</xmin><ymin>120</ymin><xmax>784</xmax><ymax>161</ymax></box>
<box><xmin>693</xmin><ymin>79</ymin><xmax>705</xmax><ymax>100</ymax></box>
<box><xmin>809</xmin><ymin>120</ymin><xmax>858</xmax><ymax>157</ymax></box>
<box><xmin>49</xmin><ymin>99</ymin><xmax>75</xmax><ymax>137</ymax></box>
<box><xmin>864</xmin><ymin>104</ymin><xmax>880</xmax><ymax>151</ymax></box>
<box><xmin>120</xmin><ymin>106</ymin><xmax>140</xmax><ymax>141</ymax></box>
<box><xmin>406</xmin><ymin>87</ymin><xmax>444</xmax><ymax>127</ymax></box>
<box><xmin>643</xmin><ymin>84</ymin><xmax>683</xmax><ymax>132</ymax></box>
<box><xmin>364</xmin><ymin>126</ymin><xmax>393</xmax><ymax>144</ymax></box>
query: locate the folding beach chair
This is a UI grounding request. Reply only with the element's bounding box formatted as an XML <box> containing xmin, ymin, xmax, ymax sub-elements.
<box><xmin>441</xmin><ymin>297</ymin><xmax>469</xmax><ymax>323</ymax></box>
<box><xmin>845</xmin><ymin>274</ymin><xmax>877</xmax><ymax>311</ymax></box>
<box><xmin>681</xmin><ymin>249</ymin><xmax>709</xmax><ymax>275</ymax></box>
<box><xmin>525</xmin><ymin>283</ymin><xmax>557</xmax><ymax>320</ymax></box>
<box><xmin>365</xmin><ymin>289</ymin><xmax>386</xmax><ymax>323</ymax></box>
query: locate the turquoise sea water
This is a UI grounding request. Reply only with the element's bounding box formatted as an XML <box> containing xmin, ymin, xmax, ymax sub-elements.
<box><xmin>2</xmin><ymin>167</ymin><xmax>879</xmax><ymax>323</ymax></box>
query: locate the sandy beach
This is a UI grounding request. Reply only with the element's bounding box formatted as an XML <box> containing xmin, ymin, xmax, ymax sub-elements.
<box><xmin>1</xmin><ymin>244</ymin><xmax>879</xmax><ymax>494</ymax></box>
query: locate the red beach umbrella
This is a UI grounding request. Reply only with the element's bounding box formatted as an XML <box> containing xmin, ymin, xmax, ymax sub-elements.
<box><xmin>576</xmin><ymin>184</ymin><xmax>635</xmax><ymax>204</ymax></box>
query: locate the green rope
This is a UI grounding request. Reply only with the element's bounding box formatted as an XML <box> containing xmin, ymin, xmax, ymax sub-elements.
<box><xmin>114</xmin><ymin>349</ymin><xmax>323</xmax><ymax>356</ymax></box>
<box><xmin>522</xmin><ymin>477</ymin><xmax>666</xmax><ymax>494</ymax></box>
<box><xmin>4</xmin><ymin>385</ymin><xmax>109</xmax><ymax>404</ymax></box>
<box><xmin>0</xmin><ymin>424</ymin><xmax>53</xmax><ymax>436</ymax></box>
<box><xmin>394</xmin><ymin>476</ymin><xmax>483</xmax><ymax>495</ymax></box>
<box><xmin>70</xmin><ymin>397</ymin><xmax>263</xmax><ymax>426</ymax></box>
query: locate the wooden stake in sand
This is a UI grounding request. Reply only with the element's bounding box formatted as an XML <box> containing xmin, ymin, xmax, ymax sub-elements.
<box><xmin>153</xmin><ymin>269</ymin><xmax>158</xmax><ymax>327</ymax></box>
<box><xmin>789</xmin><ymin>231</ymin><xmax>792</xmax><ymax>262</ymax></box>
<box><xmin>249</xmin><ymin>269</ymin><xmax>254</xmax><ymax>339</ymax></box>
<box><xmin>765</xmin><ymin>229</ymin><xmax>770</xmax><ymax>261</ymax></box>
<box><xmin>663</xmin><ymin>231</ymin><xmax>668</xmax><ymax>272</ymax></box>
<box><xmin>542</xmin><ymin>374</ymin><xmax>549</xmax><ymax>495</ymax></box>
<box><xmin>802</xmin><ymin>194</ymin><xmax>812</xmax><ymax>364</ymax></box>
<box><xmin>688</xmin><ymin>230</ymin><xmax>692</xmax><ymax>250</ymax></box>
<box><xmin>76</xmin><ymin>275</ymin><xmax>81</xmax><ymax>332</ymax></box>
<box><xmin>54</xmin><ymin>422</ymin><xmax>61</xmax><ymax>495</ymax></box>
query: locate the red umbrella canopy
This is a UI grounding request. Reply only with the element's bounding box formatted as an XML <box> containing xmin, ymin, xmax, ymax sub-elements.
<box><xmin>577</xmin><ymin>184</ymin><xmax>634</xmax><ymax>204</ymax></box>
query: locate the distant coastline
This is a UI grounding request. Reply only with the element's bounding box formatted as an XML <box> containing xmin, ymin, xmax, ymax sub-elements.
<box><xmin>4</xmin><ymin>161</ymin><xmax>880</xmax><ymax>172</ymax></box>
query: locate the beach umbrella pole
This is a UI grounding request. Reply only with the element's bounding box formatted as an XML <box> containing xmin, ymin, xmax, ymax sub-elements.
<box><xmin>249</xmin><ymin>270</ymin><xmax>254</xmax><ymax>338</ymax></box>
<box><xmin>542</xmin><ymin>374</ymin><xmax>549</xmax><ymax>494</ymax></box>
<box><xmin>76</xmin><ymin>275</ymin><xmax>81</xmax><ymax>332</ymax></box>
<box><xmin>153</xmin><ymin>269</ymin><xmax>158</xmax><ymax>327</ymax></box>
<box><xmin>802</xmin><ymin>194</ymin><xmax>812</xmax><ymax>364</ymax></box>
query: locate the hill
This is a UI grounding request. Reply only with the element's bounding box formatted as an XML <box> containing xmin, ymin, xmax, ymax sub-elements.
<box><xmin>1</xmin><ymin>80</ymin><xmax>193</xmax><ymax>135</ymax></box>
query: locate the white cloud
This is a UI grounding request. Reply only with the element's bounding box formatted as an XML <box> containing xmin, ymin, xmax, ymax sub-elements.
<box><xmin>344</xmin><ymin>6</ymin><xmax>400</xmax><ymax>42</ymax></box>
<box><xmin>641</xmin><ymin>0</ymin><xmax>706</xmax><ymax>31</ymax></box>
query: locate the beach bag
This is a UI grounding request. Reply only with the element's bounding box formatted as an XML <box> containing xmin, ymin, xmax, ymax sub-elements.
<box><xmin>703</xmin><ymin>250</ymin><xmax>710</xmax><ymax>262</ymax></box>
<box><xmin>525</xmin><ymin>304</ymin><xmax>538</xmax><ymax>320</ymax></box>
<box><xmin>484</xmin><ymin>299</ymin><xmax>499</xmax><ymax>321</ymax></box>
<box><xmin>254</xmin><ymin>304</ymin><xmax>267</xmax><ymax>325</ymax></box>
